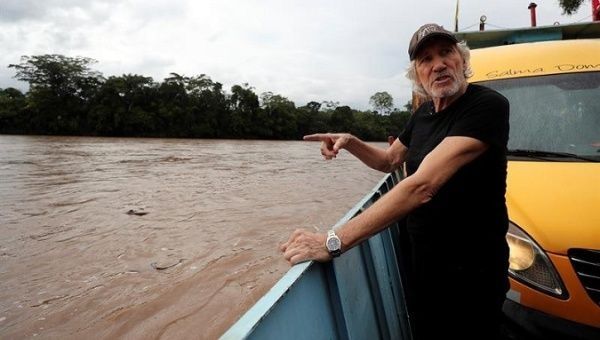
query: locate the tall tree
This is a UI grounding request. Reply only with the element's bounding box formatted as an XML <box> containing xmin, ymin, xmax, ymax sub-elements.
<box><xmin>158</xmin><ymin>73</ymin><xmax>191</xmax><ymax>136</ymax></box>
<box><xmin>8</xmin><ymin>54</ymin><xmax>104</xmax><ymax>134</ymax></box>
<box><xmin>369</xmin><ymin>91</ymin><xmax>394</xmax><ymax>115</ymax></box>
<box><xmin>260</xmin><ymin>92</ymin><xmax>297</xmax><ymax>139</ymax></box>
<box><xmin>228</xmin><ymin>84</ymin><xmax>260</xmax><ymax>137</ymax></box>
<box><xmin>9</xmin><ymin>55</ymin><xmax>103</xmax><ymax>98</ymax></box>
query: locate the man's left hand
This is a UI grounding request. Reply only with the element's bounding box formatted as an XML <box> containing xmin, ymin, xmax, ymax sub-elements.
<box><xmin>280</xmin><ymin>229</ymin><xmax>331</xmax><ymax>265</ymax></box>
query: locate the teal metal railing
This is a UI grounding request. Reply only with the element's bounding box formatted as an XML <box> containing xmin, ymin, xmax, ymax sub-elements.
<box><xmin>221</xmin><ymin>171</ymin><xmax>413</xmax><ymax>340</ymax></box>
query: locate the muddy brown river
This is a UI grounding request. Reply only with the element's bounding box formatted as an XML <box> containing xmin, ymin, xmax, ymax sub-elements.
<box><xmin>0</xmin><ymin>135</ymin><xmax>387</xmax><ymax>339</ymax></box>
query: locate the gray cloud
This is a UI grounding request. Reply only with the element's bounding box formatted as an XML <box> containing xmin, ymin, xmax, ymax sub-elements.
<box><xmin>0</xmin><ymin>0</ymin><xmax>114</xmax><ymax>23</ymax></box>
<box><xmin>0</xmin><ymin>0</ymin><xmax>41</xmax><ymax>22</ymax></box>
<box><xmin>0</xmin><ymin>0</ymin><xmax>582</xmax><ymax>109</ymax></box>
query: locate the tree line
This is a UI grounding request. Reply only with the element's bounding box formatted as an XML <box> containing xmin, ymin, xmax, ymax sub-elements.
<box><xmin>0</xmin><ymin>54</ymin><xmax>411</xmax><ymax>141</ymax></box>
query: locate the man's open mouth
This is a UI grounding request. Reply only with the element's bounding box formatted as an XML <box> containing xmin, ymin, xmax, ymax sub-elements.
<box><xmin>434</xmin><ymin>75</ymin><xmax>452</xmax><ymax>84</ymax></box>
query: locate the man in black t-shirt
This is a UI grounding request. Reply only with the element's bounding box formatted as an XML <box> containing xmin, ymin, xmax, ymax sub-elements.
<box><xmin>400</xmin><ymin>83</ymin><xmax>510</xmax><ymax>340</ymax></box>
<box><xmin>281</xmin><ymin>23</ymin><xmax>510</xmax><ymax>339</ymax></box>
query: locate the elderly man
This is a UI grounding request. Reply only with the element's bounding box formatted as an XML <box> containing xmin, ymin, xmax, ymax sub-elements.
<box><xmin>281</xmin><ymin>23</ymin><xmax>510</xmax><ymax>339</ymax></box>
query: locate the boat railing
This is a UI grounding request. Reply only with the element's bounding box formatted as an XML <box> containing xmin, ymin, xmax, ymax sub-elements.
<box><xmin>221</xmin><ymin>170</ymin><xmax>413</xmax><ymax>340</ymax></box>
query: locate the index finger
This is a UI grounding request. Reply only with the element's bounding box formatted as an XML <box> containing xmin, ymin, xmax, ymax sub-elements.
<box><xmin>303</xmin><ymin>134</ymin><xmax>330</xmax><ymax>142</ymax></box>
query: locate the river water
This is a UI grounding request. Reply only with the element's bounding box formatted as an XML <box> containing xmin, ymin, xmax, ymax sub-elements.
<box><xmin>0</xmin><ymin>135</ymin><xmax>387</xmax><ymax>339</ymax></box>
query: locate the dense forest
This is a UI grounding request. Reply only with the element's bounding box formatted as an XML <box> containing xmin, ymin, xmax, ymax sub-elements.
<box><xmin>0</xmin><ymin>55</ymin><xmax>411</xmax><ymax>141</ymax></box>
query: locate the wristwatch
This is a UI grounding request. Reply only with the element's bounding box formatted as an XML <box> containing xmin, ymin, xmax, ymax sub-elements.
<box><xmin>326</xmin><ymin>230</ymin><xmax>342</xmax><ymax>258</ymax></box>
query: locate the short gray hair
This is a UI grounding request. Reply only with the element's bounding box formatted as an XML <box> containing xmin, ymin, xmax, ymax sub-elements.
<box><xmin>405</xmin><ymin>41</ymin><xmax>473</xmax><ymax>98</ymax></box>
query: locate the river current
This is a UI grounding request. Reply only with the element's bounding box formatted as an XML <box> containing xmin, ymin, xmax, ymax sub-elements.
<box><xmin>0</xmin><ymin>135</ymin><xmax>386</xmax><ymax>339</ymax></box>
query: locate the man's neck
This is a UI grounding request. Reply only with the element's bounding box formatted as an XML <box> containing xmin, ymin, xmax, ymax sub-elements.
<box><xmin>432</xmin><ymin>83</ymin><xmax>469</xmax><ymax>112</ymax></box>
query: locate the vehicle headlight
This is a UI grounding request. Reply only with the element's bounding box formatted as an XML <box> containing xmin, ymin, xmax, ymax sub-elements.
<box><xmin>506</xmin><ymin>222</ymin><xmax>568</xmax><ymax>299</ymax></box>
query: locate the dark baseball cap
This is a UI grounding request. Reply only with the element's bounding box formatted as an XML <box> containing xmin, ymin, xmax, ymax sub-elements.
<box><xmin>408</xmin><ymin>23</ymin><xmax>458</xmax><ymax>60</ymax></box>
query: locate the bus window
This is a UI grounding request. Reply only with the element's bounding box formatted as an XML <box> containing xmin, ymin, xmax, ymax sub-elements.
<box><xmin>476</xmin><ymin>72</ymin><xmax>600</xmax><ymax>160</ymax></box>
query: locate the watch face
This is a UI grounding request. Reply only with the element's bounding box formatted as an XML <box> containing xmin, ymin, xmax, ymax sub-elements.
<box><xmin>327</xmin><ymin>236</ymin><xmax>341</xmax><ymax>251</ymax></box>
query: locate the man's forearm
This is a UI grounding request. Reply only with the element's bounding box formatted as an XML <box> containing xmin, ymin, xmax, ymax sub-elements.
<box><xmin>345</xmin><ymin>135</ymin><xmax>394</xmax><ymax>172</ymax></box>
<box><xmin>336</xmin><ymin>174</ymin><xmax>428</xmax><ymax>252</ymax></box>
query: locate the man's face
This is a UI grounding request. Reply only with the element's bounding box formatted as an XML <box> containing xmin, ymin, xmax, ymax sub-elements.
<box><xmin>415</xmin><ymin>39</ymin><xmax>466</xmax><ymax>99</ymax></box>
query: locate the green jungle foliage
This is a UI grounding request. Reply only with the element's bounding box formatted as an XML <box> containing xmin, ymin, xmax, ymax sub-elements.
<box><xmin>1</xmin><ymin>54</ymin><xmax>411</xmax><ymax>141</ymax></box>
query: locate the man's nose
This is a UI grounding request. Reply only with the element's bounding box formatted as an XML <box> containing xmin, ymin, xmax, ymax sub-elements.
<box><xmin>432</xmin><ymin>59</ymin><xmax>447</xmax><ymax>72</ymax></box>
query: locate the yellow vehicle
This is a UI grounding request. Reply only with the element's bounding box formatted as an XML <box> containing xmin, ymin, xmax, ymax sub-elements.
<box><xmin>457</xmin><ymin>23</ymin><xmax>600</xmax><ymax>338</ymax></box>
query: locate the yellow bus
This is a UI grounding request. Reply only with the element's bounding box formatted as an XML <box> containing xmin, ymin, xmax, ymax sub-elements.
<box><xmin>458</xmin><ymin>23</ymin><xmax>600</xmax><ymax>338</ymax></box>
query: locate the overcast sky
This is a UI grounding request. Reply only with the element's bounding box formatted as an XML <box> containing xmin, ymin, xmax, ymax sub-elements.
<box><xmin>0</xmin><ymin>0</ymin><xmax>593</xmax><ymax>109</ymax></box>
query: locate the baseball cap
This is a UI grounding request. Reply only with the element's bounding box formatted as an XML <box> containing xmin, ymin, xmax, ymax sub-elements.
<box><xmin>408</xmin><ymin>23</ymin><xmax>458</xmax><ymax>60</ymax></box>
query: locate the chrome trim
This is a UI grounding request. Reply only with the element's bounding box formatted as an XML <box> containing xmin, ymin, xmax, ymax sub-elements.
<box><xmin>569</xmin><ymin>248</ymin><xmax>600</xmax><ymax>307</ymax></box>
<box><xmin>585</xmin><ymin>286</ymin><xmax>600</xmax><ymax>294</ymax></box>
<box><xmin>577</xmin><ymin>272</ymin><xmax>600</xmax><ymax>280</ymax></box>
<box><xmin>571</xmin><ymin>257</ymin><xmax>600</xmax><ymax>268</ymax></box>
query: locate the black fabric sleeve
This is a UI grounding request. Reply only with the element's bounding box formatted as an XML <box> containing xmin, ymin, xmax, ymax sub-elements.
<box><xmin>398</xmin><ymin>114</ymin><xmax>414</xmax><ymax>147</ymax></box>
<box><xmin>398</xmin><ymin>103</ymin><xmax>427</xmax><ymax>147</ymax></box>
<box><xmin>447</xmin><ymin>88</ymin><xmax>509</xmax><ymax>150</ymax></box>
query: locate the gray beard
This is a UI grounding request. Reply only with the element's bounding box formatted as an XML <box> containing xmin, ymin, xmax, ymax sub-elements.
<box><xmin>430</xmin><ymin>77</ymin><xmax>462</xmax><ymax>99</ymax></box>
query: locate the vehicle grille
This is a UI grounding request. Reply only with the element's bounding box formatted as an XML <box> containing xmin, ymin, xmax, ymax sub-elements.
<box><xmin>569</xmin><ymin>249</ymin><xmax>600</xmax><ymax>307</ymax></box>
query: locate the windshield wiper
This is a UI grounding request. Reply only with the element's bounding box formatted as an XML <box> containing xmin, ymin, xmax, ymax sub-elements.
<box><xmin>507</xmin><ymin>149</ymin><xmax>598</xmax><ymax>162</ymax></box>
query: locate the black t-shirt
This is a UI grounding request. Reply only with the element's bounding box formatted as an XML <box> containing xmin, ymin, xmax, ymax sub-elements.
<box><xmin>398</xmin><ymin>84</ymin><xmax>510</xmax><ymax>269</ymax></box>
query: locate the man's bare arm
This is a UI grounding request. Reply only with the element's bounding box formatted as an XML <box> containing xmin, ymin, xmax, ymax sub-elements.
<box><xmin>303</xmin><ymin>133</ymin><xmax>407</xmax><ymax>173</ymax></box>
<box><xmin>336</xmin><ymin>136</ymin><xmax>489</xmax><ymax>250</ymax></box>
<box><xmin>282</xmin><ymin>136</ymin><xmax>489</xmax><ymax>264</ymax></box>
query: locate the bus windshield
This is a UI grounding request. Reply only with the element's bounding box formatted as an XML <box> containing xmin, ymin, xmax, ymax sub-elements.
<box><xmin>476</xmin><ymin>72</ymin><xmax>600</xmax><ymax>161</ymax></box>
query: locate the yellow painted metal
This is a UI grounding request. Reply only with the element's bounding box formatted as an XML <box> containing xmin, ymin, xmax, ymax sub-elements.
<box><xmin>468</xmin><ymin>39</ymin><xmax>600</xmax><ymax>82</ymax></box>
<box><xmin>506</xmin><ymin>161</ymin><xmax>600</xmax><ymax>254</ymax></box>
<box><xmin>468</xmin><ymin>35</ymin><xmax>600</xmax><ymax>333</ymax></box>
